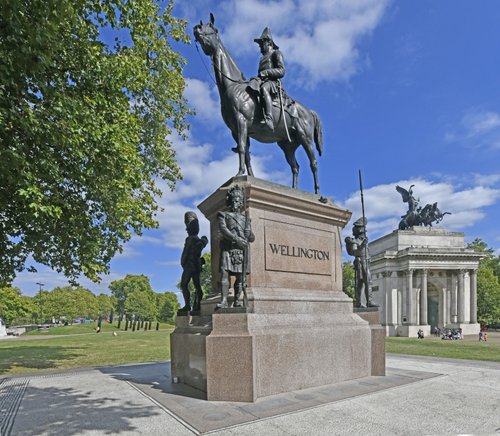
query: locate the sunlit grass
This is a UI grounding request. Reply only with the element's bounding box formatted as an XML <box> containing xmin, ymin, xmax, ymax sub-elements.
<box><xmin>0</xmin><ymin>328</ymin><xmax>173</xmax><ymax>375</ymax></box>
<box><xmin>386</xmin><ymin>335</ymin><xmax>500</xmax><ymax>362</ymax></box>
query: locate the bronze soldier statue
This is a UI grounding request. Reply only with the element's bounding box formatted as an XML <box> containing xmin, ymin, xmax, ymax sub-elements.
<box><xmin>217</xmin><ymin>185</ymin><xmax>255</xmax><ymax>309</ymax></box>
<box><xmin>345</xmin><ymin>217</ymin><xmax>378</xmax><ymax>308</ymax></box>
<box><xmin>179</xmin><ymin>211</ymin><xmax>208</xmax><ymax>312</ymax></box>
<box><xmin>251</xmin><ymin>27</ymin><xmax>285</xmax><ymax>130</ymax></box>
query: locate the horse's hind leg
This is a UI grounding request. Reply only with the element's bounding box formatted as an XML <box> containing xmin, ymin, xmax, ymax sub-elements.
<box><xmin>301</xmin><ymin>138</ymin><xmax>320</xmax><ymax>194</ymax></box>
<box><xmin>278</xmin><ymin>141</ymin><xmax>299</xmax><ymax>189</ymax></box>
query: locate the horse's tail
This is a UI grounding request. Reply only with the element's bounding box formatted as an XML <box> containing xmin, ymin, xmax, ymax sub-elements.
<box><xmin>312</xmin><ymin>110</ymin><xmax>323</xmax><ymax>156</ymax></box>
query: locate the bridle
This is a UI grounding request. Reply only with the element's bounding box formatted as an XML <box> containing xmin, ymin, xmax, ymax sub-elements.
<box><xmin>194</xmin><ymin>26</ymin><xmax>246</xmax><ymax>85</ymax></box>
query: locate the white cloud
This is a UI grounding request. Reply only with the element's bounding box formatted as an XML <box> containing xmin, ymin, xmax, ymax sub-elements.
<box><xmin>197</xmin><ymin>0</ymin><xmax>390</xmax><ymax>86</ymax></box>
<box><xmin>152</xmin><ymin>132</ymin><xmax>289</xmax><ymax>250</ymax></box>
<box><xmin>342</xmin><ymin>177</ymin><xmax>500</xmax><ymax>240</ymax></box>
<box><xmin>184</xmin><ymin>78</ymin><xmax>222</xmax><ymax>126</ymax></box>
<box><xmin>446</xmin><ymin>109</ymin><xmax>500</xmax><ymax>150</ymax></box>
<box><xmin>472</xmin><ymin>173</ymin><xmax>500</xmax><ymax>187</ymax></box>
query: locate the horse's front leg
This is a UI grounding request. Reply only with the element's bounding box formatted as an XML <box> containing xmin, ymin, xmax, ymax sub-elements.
<box><xmin>234</xmin><ymin>116</ymin><xmax>248</xmax><ymax>177</ymax></box>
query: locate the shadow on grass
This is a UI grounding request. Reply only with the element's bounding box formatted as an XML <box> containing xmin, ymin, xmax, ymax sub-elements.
<box><xmin>0</xmin><ymin>345</ymin><xmax>82</xmax><ymax>375</ymax></box>
<box><xmin>4</xmin><ymin>380</ymin><xmax>161</xmax><ymax>436</ymax></box>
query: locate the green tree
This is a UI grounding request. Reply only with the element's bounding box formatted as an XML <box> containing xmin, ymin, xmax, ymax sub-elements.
<box><xmin>0</xmin><ymin>286</ymin><xmax>29</xmax><ymax>325</ymax></box>
<box><xmin>467</xmin><ymin>239</ymin><xmax>500</xmax><ymax>326</ymax></box>
<box><xmin>156</xmin><ymin>291</ymin><xmax>179</xmax><ymax>323</ymax></box>
<box><xmin>125</xmin><ymin>290</ymin><xmax>158</xmax><ymax>321</ymax></box>
<box><xmin>43</xmin><ymin>286</ymin><xmax>98</xmax><ymax>322</ymax></box>
<box><xmin>342</xmin><ymin>261</ymin><xmax>355</xmax><ymax>299</ymax></box>
<box><xmin>0</xmin><ymin>0</ymin><xmax>190</xmax><ymax>285</ymax></box>
<box><xmin>476</xmin><ymin>267</ymin><xmax>500</xmax><ymax>326</ymax></box>
<box><xmin>96</xmin><ymin>293</ymin><xmax>113</xmax><ymax>319</ymax></box>
<box><xmin>109</xmin><ymin>274</ymin><xmax>156</xmax><ymax>319</ymax></box>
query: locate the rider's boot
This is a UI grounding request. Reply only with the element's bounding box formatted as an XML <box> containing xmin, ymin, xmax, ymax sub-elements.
<box><xmin>260</xmin><ymin>90</ymin><xmax>274</xmax><ymax>130</ymax></box>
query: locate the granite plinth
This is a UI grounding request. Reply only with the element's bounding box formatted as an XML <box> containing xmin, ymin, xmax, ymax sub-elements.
<box><xmin>354</xmin><ymin>309</ymin><xmax>385</xmax><ymax>376</ymax></box>
<box><xmin>171</xmin><ymin>177</ymin><xmax>384</xmax><ymax>401</ymax></box>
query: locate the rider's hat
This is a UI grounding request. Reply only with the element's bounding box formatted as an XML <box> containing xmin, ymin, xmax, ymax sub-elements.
<box><xmin>254</xmin><ymin>27</ymin><xmax>279</xmax><ymax>49</ymax></box>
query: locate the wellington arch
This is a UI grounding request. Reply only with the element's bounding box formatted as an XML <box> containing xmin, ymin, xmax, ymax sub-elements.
<box><xmin>369</xmin><ymin>227</ymin><xmax>483</xmax><ymax>337</ymax></box>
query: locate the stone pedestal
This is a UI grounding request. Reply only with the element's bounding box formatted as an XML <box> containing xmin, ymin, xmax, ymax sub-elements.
<box><xmin>354</xmin><ymin>308</ymin><xmax>385</xmax><ymax>376</ymax></box>
<box><xmin>171</xmin><ymin>176</ymin><xmax>382</xmax><ymax>402</ymax></box>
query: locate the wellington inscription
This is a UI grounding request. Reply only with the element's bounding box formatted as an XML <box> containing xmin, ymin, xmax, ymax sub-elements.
<box><xmin>268</xmin><ymin>244</ymin><xmax>330</xmax><ymax>261</ymax></box>
<box><xmin>264</xmin><ymin>223</ymin><xmax>334</xmax><ymax>276</ymax></box>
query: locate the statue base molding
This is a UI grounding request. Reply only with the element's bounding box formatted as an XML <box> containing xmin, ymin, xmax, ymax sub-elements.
<box><xmin>171</xmin><ymin>177</ymin><xmax>385</xmax><ymax>401</ymax></box>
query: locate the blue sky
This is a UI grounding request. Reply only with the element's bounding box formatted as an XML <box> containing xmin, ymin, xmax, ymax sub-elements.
<box><xmin>14</xmin><ymin>0</ymin><xmax>500</xmax><ymax>297</ymax></box>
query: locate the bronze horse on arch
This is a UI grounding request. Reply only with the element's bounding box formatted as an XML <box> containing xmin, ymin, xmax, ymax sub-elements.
<box><xmin>193</xmin><ymin>14</ymin><xmax>324</xmax><ymax>194</ymax></box>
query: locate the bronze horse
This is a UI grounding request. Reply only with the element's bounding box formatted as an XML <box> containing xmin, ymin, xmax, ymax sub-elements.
<box><xmin>193</xmin><ymin>15</ymin><xmax>324</xmax><ymax>194</ymax></box>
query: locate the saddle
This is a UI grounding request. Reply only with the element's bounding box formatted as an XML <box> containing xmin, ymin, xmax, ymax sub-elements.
<box><xmin>247</xmin><ymin>79</ymin><xmax>298</xmax><ymax>120</ymax></box>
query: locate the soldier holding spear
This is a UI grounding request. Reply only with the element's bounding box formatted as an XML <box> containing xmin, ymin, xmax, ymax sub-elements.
<box><xmin>345</xmin><ymin>171</ymin><xmax>378</xmax><ymax>308</ymax></box>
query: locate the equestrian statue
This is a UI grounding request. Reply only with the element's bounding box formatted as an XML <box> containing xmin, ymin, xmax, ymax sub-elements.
<box><xmin>194</xmin><ymin>14</ymin><xmax>324</xmax><ymax>194</ymax></box>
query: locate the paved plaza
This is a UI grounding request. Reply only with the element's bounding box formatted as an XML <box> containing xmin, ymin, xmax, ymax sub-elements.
<box><xmin>1</xmin><ymin>353</ymin><xmax>500</xmax><ymax>435</ymax></box>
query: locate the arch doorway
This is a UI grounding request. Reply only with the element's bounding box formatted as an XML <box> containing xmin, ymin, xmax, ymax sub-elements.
<box><xmin>427</xmin><ymin>283</ymin><xmax>440</xmax><ymax>329</ymax></box>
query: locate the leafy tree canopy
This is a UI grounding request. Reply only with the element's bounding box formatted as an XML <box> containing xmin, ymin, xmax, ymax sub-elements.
<box><xmin>43</xmin><ymin>286</ymin><xmax>98</xmax><ymax>321</ymax></box>
<box><xmin>0</xmin><ymin>0</ymin><xmax>190</xmax><ymax>285</ymax></box>
<box><xmin>467</xmin><ymin>238</ymin><xmax>500</xmax><ymax>326</ymax></box>
<box><xmin>109</xmin><ymin>274</ymin><xmax>155</xmax><ymax>316</ymax></box>
<box><xmin>156</xmin><ymin>291</ymin><xmax>179</xmax><ymax>323</ymax></box>
<box><xmin>0</xmin><ymin>286</ymin><xmax>30</xmax><ymax>325</ymax></box>
<box><xmin>342</xmin><ymin>261</ymin><xmax>355</xmax><ymax>300</ymax></box>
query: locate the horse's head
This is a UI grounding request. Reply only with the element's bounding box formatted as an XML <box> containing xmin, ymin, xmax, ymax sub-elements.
<box><xmin>193</xmin><ymin>13</ymin><xmax>219</xmax><ymax>56</ymax></box>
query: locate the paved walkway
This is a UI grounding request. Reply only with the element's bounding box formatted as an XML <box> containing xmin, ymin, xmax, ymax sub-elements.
<box><xmin>1</xmin><ymin>355</ymin><xmax>500</xmax><ymax>435</ymax></box>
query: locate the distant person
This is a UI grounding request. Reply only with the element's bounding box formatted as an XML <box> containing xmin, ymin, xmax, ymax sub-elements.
<box><xmin>479</xmin><ymin>331</ymin><xmax>483</xmax><ymax>341</ymax></box>
<box><xmin>484</xmin><ymin>332</ymin><xmax>488</xmax><ymax>342</ymax></box>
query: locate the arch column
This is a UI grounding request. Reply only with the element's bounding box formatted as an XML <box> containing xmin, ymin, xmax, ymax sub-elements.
<box><xmin>420</xmin><ymin>269</ymin><xmax>428</xmax><ymax>325</ymax></box>
<box><xmin>449</xmin><ymin>271</ymin><xmax>457</xmax><ymax>323</ymax></box>
<box><xmin>407</xmin><ymin>269</ymin><xmax>414</xmax><ymax>324</ymax></box>
<box><xmin>470</xmin><ymin>269</ymin><xmax>478</xmax><ymax>324</ymax></box>
<box><xmin>457</xmin><ymin>270</ymin><xmax>465</xmax><ymax>323</ymax></box>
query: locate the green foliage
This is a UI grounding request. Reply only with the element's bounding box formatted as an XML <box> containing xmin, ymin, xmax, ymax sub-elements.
<box><xmin>43</xmin><ymin>286</ymin><xmax>99</xmax><ymax>321</ymax></box>
<box><xmin>0</xmin><ymin>0</ymin><xmax>191</xmax><ymax>285</ymax></box>
<box><xmin>0</xmin><ymin>286</ymin><xmax>30</xmax><ymax>325</ymax></box>
<box><xmin>477</xmin><ymin>267</ymin><xmax>500</xmax><ymax>326</ymax></box>
<box><xmin>96</xmin><ymin>293</ymin><xmax>113</xmax><ymax>318</ymax></box>
<box><xmin>109</xmin><ymin>274</ymin><xmax>157</xmax><ymax>319</ymax></box>
<box><xmin>156</xmin><ymin>292</ymin><xmax>179</xmax><ymax>323</ymax></box>
<box><xmin>342</xmin><ymin>261</ymin><xmax>355</xmax><ymax>299</ymax></box>
<box><xmin>467</xmin><ymin>238</ymin><xmax>500</xmax><ymax>326</ymax></box>
<box><xmin>125</xmin><ymin>290</ymin><xmax>158</xmax><ymax>320</ymax></box>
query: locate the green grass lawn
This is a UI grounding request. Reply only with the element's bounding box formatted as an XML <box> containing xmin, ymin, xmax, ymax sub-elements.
<box><xmin>386</xmin><ymin>336</ymin><xmax>500</xmax><ymax>362</ymax></box>
<box><xmin>24</xmin><ymin>320</ymin><xmax>174</xmax><ymax>336</ymax></box>
<box><xmin>0</xmin><ymin>329</ymin><xmax>173</xmax><ymax>375</ymax></box>
<box><xmin>3</xmin><ymin>324</ymin><xmax>499</xmax><ymax>376</ymax></box>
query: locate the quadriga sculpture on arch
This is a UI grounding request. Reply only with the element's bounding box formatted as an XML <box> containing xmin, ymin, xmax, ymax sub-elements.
<box><xmin>193</xmin><ymin>14</ymin><xmax>324</xmax><ymax>194</ymax></box>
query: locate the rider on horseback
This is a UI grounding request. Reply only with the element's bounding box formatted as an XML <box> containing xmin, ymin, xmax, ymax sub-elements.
<box><xmin>250</xmin><ymin>27</ymin><xmax>285</xmax><ymax>130</ymax></box>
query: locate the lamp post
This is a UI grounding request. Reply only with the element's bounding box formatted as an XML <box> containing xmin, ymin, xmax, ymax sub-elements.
<box><xmin>36</xmin><ymin>282</ymin><xmax>44</xmax><ymax>325</ymax></box>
